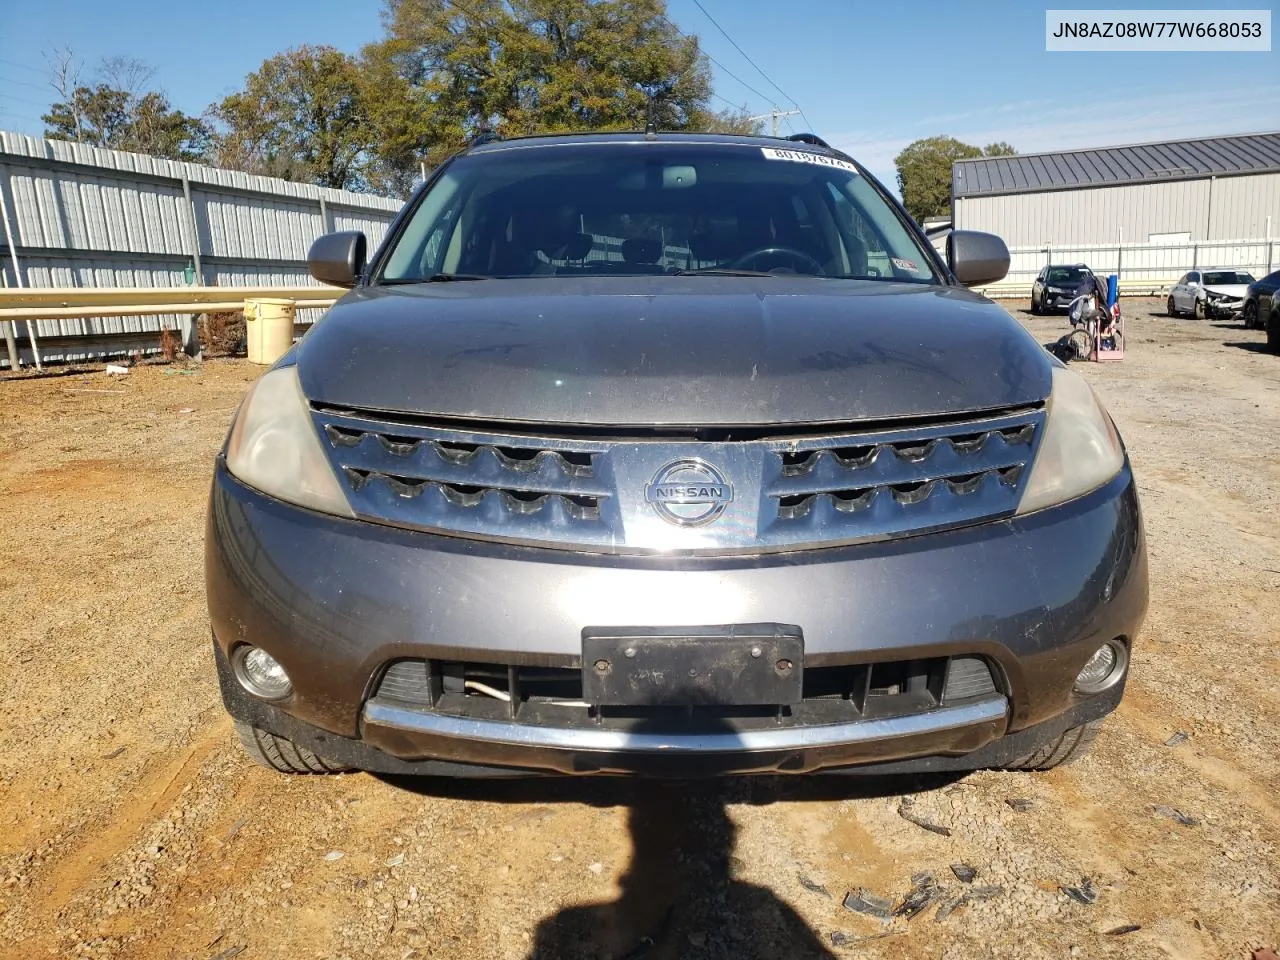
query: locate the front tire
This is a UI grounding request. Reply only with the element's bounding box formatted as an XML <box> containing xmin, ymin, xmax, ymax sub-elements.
<box><xmin>1194</xmin><ymin>298</ymin><xmax>1206</xmax><ymax>320</ymax></box>
<box><xmin>1030</xmin><ymin>298</ymin><xmax>1041</xmax><ymax>315</ymax></box>
<box><xmin>1267</xmin><ymin>310</ymin><xmax>1280</xmax><ymax>353</ymax></box>
<box><xmin>1004</xmin><ymin>718</ymin><xmax>1103</xmax><ymax>770</ymax></box>
<box><xmin>1243</xmin><ymin>301</ymin><xmax>1258</xmax><ymax>329</ymax></box>
<box><xmin>1166</xmin><ymin>296</ymin><xmax>1177</xmax><ymax>317</ymax></box>
<box><xmin>234</xmin><ymin>721</ymin><xmax>348</xmax><ymax>774</ymax></box>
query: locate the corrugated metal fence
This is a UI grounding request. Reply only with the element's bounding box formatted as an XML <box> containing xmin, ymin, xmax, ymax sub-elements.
<box><xmin>0</xmin><ymin>130</ymin><xmax>402</xmax><ymax>365</ymax></box>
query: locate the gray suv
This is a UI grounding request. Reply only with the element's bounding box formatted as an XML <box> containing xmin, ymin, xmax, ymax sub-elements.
<box><xmin>206</xmin><ymin>132</ymin><xmax>1147</xmax><ymax>777</ymax></box>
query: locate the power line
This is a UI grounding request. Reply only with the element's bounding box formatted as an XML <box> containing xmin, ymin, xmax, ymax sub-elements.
<box><xmin>0</xmin><ymin>89</ymin><xmax>50</xmax><ymax>109</ymax></box>
<box><xmin>0</xmin><ymin>74</ymin><xmax>49</xmax><ymax>92</ymax></box>
<box><xmin>658</xmin><ymin>14</ymin><xmax>779</xmax><ymax>111</ymax></box>
<box><xmin>0</xmin><ymin>57</ymin><xmax>47</xmax><ymax>76</ymax></box>
<box><xmin>685</xmin><ymin>0</ymin><xmax>814</xmax><ymax>130</ymax></box>
<box><xmin>709</xmin><ymin>91</ymin><xmax>749</xmax><ymax>111</ymax></box>
<box><xmin>0</xmin><ymin>108</ymin><xmax>46</xmax><ymax>125</ymax></box>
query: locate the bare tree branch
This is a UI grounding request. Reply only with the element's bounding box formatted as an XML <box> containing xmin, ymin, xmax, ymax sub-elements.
<box><xmin>44</xmin><ymin>45</ymin><xmax>84</xmax><ymax>142</ymax></box>
<box><xmin>98</xmin><ymin>56</ymin><xmax>156</xmax><ymax>100</ymax></box>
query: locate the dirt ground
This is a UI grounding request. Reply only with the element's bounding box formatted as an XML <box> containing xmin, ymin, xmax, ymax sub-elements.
<box><xmin>1</xmin><ymin>299</ymin><xmax>1277</xmax><ymax>960</ymax></box>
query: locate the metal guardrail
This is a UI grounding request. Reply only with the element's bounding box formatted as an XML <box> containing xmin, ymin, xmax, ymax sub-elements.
<box><xmin>0</xmin><ymin>285</ymin><xmax>342</xmax><ymax>371</ymax></box>
<box><xmin>0</xmin><ymin>285</ymin><xmax>340</xmax><ymax>319</ymax></box>
<box><xmin>973</xmin><ymin>278</ymin><xmax>1182</xmax><ymax>299</ymax></box>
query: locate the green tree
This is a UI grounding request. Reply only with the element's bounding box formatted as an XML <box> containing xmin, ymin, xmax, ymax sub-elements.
<box><xmin>894</xmin><ymin>136</ymin><xmax>1018</xmax><ymax>221</ymax></box>
<box><xmin>42</xmin><ymin>54</ymin><xmax>208</xmax><ymax>160</ymax></box>
<box><xmin>210</xmin><ymin>46</ymin><xmax>374</xmax><ymax>190</ymax></box>
<box><xmin>362</xmin><ymin>0</ymin><xmax>730</xmax><ymax>182</ymax></box>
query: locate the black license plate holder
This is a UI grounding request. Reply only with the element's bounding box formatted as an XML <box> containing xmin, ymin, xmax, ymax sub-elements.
<box><xmin>581</xmin><ymin>624</ymin><xmax>803</xmax><ymax>706</ymax></box>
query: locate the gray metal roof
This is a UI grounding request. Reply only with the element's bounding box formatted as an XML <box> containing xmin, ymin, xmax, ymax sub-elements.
<box><xmin>952</xmin><ymin>131</ymin><xmax>1280</xmax><ymax>199</ymax></box>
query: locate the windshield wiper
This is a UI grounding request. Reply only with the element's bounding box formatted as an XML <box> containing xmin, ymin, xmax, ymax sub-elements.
<box><xmin>673</xmin><ymin>268</ymin><xmax>786</xmax><ymax>277</ymax></box>
<box><xmin>379</xmin><ymin>273</ymin><xmax>490</xmax><ymax>285</ymax></box>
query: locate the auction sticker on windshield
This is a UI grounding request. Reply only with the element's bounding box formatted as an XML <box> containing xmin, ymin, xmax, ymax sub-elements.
<box><xmin>760</xmin><ymin>147</ymin><xmax>859</xmax><ymax>174</ymax></box>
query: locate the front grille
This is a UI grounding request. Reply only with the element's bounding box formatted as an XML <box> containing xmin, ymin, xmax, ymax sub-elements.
<box><xmin>371</xmin><ymin>655</ymin><xmax>998</xmax><ymax>731</ymax></box>
<box><xmin>313</xmin><ymin>405</ymin><xmax>1042</xmax><ymax>552</ymax></box>
<box><xmin>762</xmin><ymin>415</ymin><xmax>1038</xmax><ymax>541</ymax></box>
<box><xmin>313</xmin><ymin>408</ymin><xmax>619</xmax><ymax>547</ymax></box>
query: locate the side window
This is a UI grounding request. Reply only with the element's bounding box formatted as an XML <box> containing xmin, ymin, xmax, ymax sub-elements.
<box><xmin>1188</xmin><ymin>271</ymin><xmax>1201</xmax><ymax>284</ymax></box>
<box><xmin>1176</xmin><ymin>273</ymin><xmax>1188</xmax><ymax>284</ymax></box>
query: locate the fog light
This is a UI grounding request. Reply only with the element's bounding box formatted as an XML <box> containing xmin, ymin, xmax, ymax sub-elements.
<box><xmin>1074</xmin><ymin>642</ymin><xmax>1126</xmax><ymax>695</ymax></box>
<box><xmin>233</xmin><ymin>645</ymin><xmax>293</xmax><ymax>700</ymax></box>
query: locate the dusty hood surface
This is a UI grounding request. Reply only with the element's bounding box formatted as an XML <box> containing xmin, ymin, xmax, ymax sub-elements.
<box><xmin>295</xmin><ymin>277</ymin><xmax>1052</xmax><ymax>427</ymax></box>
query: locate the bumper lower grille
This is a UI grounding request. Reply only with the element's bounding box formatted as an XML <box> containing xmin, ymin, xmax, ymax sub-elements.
<box><xmin>372</xmin><ymin>655</ymin><xmax>998</xmax><ymax>731</ymax></box>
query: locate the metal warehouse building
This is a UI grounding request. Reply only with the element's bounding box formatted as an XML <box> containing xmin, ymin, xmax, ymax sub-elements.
<box><xmin>951</xmin><ymin>131</ymin><xmax>1280</xmax><ymax>247</ymax></box>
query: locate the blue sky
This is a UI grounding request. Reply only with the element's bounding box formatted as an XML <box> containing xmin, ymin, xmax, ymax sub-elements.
<box><xmin>1</xmin><ymin>0</ymin><xmax>1276</xmax><ymax>188</ymax></box>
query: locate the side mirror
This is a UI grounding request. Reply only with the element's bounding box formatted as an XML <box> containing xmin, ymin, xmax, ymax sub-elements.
<box><xmin>947</xmin><ymin>230</ymin><xmax>1010</xmax><ymax>287</ymax></box>
<box><xmin>308</xmin><ymin>231</ymin><xmax>367</xmax><ymax>288</ymax></box>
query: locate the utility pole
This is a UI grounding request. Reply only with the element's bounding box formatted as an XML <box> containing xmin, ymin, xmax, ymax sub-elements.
<box><xmin>746</xmin><ymin>107</ymin><xmax>801</xmax><ymax>137</ymax></box>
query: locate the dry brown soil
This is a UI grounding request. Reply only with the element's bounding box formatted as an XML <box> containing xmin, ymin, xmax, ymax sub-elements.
<box><xmin>0</xmin><ymin>300</ymin><xmax>1277</xmax><ymax>960</ymax></box>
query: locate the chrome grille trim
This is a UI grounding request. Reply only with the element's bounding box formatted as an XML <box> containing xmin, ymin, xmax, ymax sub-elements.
<box><xmin>314</xmin><ymin>408</ymin><xmax>622</xmax><ymax>547</ymax></box>
<box><xmin>312</xmin><ymin>406</ymin><xmax>1043</xmax><ymax>553</ymax></box>
<box><xmin>760</xmin><ymin>410</ymin><xmax>1042</xmax><ymax>543</ymax></box>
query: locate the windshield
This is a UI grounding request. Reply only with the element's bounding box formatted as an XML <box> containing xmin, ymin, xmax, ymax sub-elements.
<box><xmin>1202</xmin><ymin>271</ymin><xmax>1253</xmax><ymax>285</ymax></box>
<box><xmin>378</xmin><ymin>143</ymin><xmax>938</xmax><ymax>283</ymax></box>
<box><xmin>1046</xmin><ymin>267</ymin><xmax>1088</xmax><ymax>284</ymax></box>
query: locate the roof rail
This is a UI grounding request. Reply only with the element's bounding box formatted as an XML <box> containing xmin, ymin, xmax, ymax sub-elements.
<box><xmin>469</xmin><ymin>132</ymin><xmax>503</xmax><ymax>147</ymax></box>
<box><xmin>785</xmin><ymin>133</ymin><xmax>830</xmax><ymax>148</ymax></box>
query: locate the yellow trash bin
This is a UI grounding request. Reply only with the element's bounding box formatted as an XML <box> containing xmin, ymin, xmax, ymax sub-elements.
<box><xmin>243</xmin><ymin>298</ymin><xmax>297</xmax><ymax>365</ymax></box>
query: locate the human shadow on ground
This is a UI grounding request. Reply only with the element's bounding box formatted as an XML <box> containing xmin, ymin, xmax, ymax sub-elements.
<box><xmin>379</xmin><ymin>722</ymin><xmax>961</xmax><ymax>959</ymax></box>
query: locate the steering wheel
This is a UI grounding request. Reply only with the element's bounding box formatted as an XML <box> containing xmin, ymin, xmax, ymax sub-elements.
<box><xmin>727</xmin><ymin>246</ymin><xmax>824</xmax><ymax>275</ymax></box>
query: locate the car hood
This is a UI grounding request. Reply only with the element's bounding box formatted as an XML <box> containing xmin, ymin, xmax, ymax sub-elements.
<box><xmin>1202</xmin><ymin>283</ymin><xmax>1248</xmax><ymax>299</ymax></box>
<box><xmin>294</xmin><ymin>277</ymin><xmax>1052</xmax><ymax>427</ymax></box>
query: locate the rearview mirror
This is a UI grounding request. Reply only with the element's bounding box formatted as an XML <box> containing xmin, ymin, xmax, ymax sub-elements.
<box><xmin>308</xmin><ymin>231</ymin><xmax>367</xmax><ymax>288</ymax></box>
<box><xmin>947</xmin><ymin>230</ymin><xmax>1010</xmax><ymax>287</ymax></box>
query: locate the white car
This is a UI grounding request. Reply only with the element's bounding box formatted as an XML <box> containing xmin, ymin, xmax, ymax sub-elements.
<box><xmin>1167</xmin><ymin>269</ymin><xmax>1255</xmax><ymax>320</ymax></box>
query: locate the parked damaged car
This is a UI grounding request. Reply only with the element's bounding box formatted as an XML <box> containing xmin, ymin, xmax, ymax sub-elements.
<box><xmin>1167</xmin><ymin>269</ymin><xmax>1256</xmax><ymax>320</ymax></box>
<box><xmin>206</xmin><ymin>132</ymin><xmax>1148</xmax><ymax>779</ymax></box>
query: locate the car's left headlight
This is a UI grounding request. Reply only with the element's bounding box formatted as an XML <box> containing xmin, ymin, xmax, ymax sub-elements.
<box><xmin>1016</xmin><ymin>365</ymin><xmax>1125</xmax><ymax>515</ymax></box>
<box><xmin>225</xmin><ymin>365</ymin><xmax>354</xmax><ymax>518</ymax></box>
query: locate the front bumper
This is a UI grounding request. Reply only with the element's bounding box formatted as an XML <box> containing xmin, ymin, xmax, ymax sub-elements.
<box><xmin>1204</xmin><ymin>297</ymin><xmax>1244</xmax><ymax>319</ymax></box>
<box><xmin>206</xmin><ymin>461</ymin><xmax>1147</xmax><ymax>776</ymax></box>
<box><xmin>1042</xmin><ymin>292</ymin><xmax>1079</xmax><ymax>310</ymax></box>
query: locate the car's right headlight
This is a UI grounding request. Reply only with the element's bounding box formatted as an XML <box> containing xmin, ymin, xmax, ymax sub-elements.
<box><xmin>225</xmin><ymin>365</ymin><xmax>354</xmax><ymax>518</ymax></box>
<box><xmin>1016</xmin><ymin>365</ymin><xmax>1125</xmax><ymax>515</ymax></box>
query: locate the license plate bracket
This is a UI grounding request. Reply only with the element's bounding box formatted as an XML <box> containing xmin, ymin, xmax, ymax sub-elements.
<box><xmin>581</xmin><ymin>624</ymin><xmax>803</xmax><ymax>706</ymax></box>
